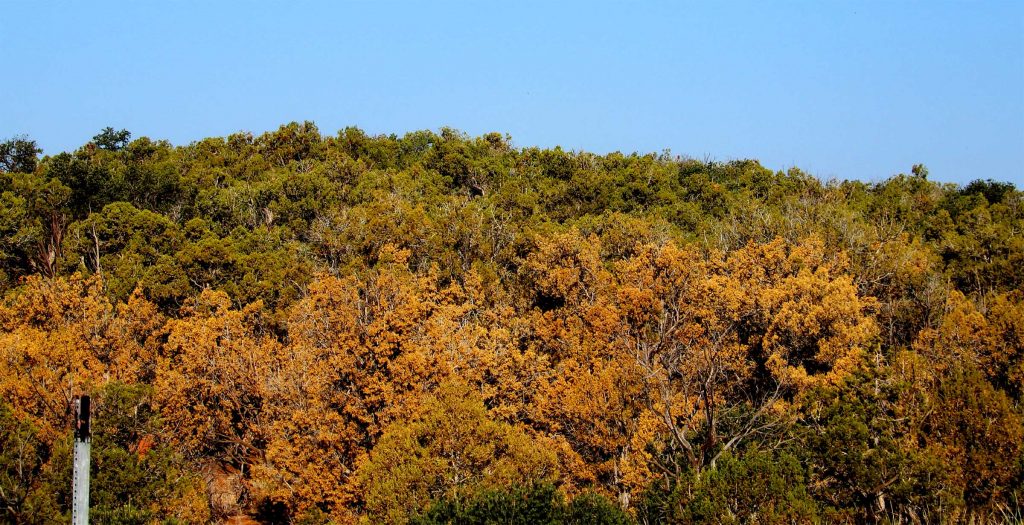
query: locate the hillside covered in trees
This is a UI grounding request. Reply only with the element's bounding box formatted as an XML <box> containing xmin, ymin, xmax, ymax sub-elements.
<box><xmin>1</xmin><ymin>123</ymin><xmax>1022</xmax><ymax>524</ymax></box>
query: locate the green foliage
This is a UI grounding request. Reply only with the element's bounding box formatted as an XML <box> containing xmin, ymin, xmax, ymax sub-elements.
<box><xmin>412</xmin><ymin>484</ymin><xmax>632</xmax><ymax>525</ymax></box>
<box><xmin>0</xmin><ymin>402</ymin><xmax>62</xmax><ymax>524</ymax></box>
<box><xmin>93</xmin><ymin>127</ymin><xmax>132</xmax><ymax>151</ymax></box>
<box><xmin>0</xmin><ymin>135</ymin><xmax>42</xmax><ymax>174</ymax></box>
<box><xmin>88</xmin><ymin>382</ymin><xmax>205</xmax><ymax>523</ymax></box>
<box><xmin>799</xmin><ymin>368</ymin><xmax>951</xmax><ymax>522</ymax></box>
<box><xmin>18</xmin><ymin>383</ymin><xmax>207</xmax><ymax>524</ymax></box>
<box><xmin>0</xmin><ymin>170</ymin><xmax>71</xmax><ymax>282</ymax></box>
<box><xmin>636</xmin><ymin>449</ymin><xmax>819</xmax><ymax>525</ymax></box>
<box><xmin>924</xmin><ymin>363</ymin><xmax>1024</xmax><ymax>511</ymax></box>
<box><xmin>358</xmin><ymin>382</ymin><xmax>559</xmax><ymax>524</ymax></box>
<box><xmin>961</xmin><ymin>178</ymin><xmax>1016</xmax><ymax>204</ymax></box>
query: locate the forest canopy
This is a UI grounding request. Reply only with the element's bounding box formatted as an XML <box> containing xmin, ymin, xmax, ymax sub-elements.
<box><xmin>0</xmin><ymin>123</ymin><xmax>1021</xmax><ymax>524</ymax></box>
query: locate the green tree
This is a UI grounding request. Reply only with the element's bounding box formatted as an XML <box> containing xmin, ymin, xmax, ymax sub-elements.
<box><xmin>93</xmin><ymin>127</ymin><xmax>132</xmax><ymax>151</ymax></box>
<box><xmin>0</xmin><ymin>402</ymin><xmax>61</xmax><ymax>524</ymax></box>
<box><xmin>412</xmin><ymin>484</ymin><xmax>632</xmax><ymax>525</ymax></box>
<box><xmin>357</xmin><ymin>382</ymin><xmax>560</xmax><ymax>524</ymax></box>
<box><xmin>636</xmin><ymin>449</ymin><xmax>818</xmax><ymax>525</ymax></box>
<box><xmin>0</xmin><ymin>136</ymin><xmax>42</xmax><ymax>174</ymax></box>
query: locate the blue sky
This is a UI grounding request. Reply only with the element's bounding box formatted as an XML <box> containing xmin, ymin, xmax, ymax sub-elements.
<box><xmin>2</xmin><ymin>1</ymin><xmax>1022</xmax><ymax>185</ymax></box>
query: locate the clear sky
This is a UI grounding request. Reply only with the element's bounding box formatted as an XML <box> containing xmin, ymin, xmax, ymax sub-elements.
<box><xmin>2</xmin><ymin>1</ymin><xmax>1022</xmax><ymax>186</ymax></box>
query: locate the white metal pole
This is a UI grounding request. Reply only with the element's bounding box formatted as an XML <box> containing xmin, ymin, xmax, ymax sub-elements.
<box><xmin>72</xmin><ymin>396</ymin><xmax>91</xmax><ymax>525</ymax></box>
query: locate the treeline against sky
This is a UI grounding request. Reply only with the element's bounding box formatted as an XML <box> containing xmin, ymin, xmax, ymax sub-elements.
<box><xmin>0</xmin><ymin>123</ymin><xmax>1021</xmax><ymax>524</ymax></box>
